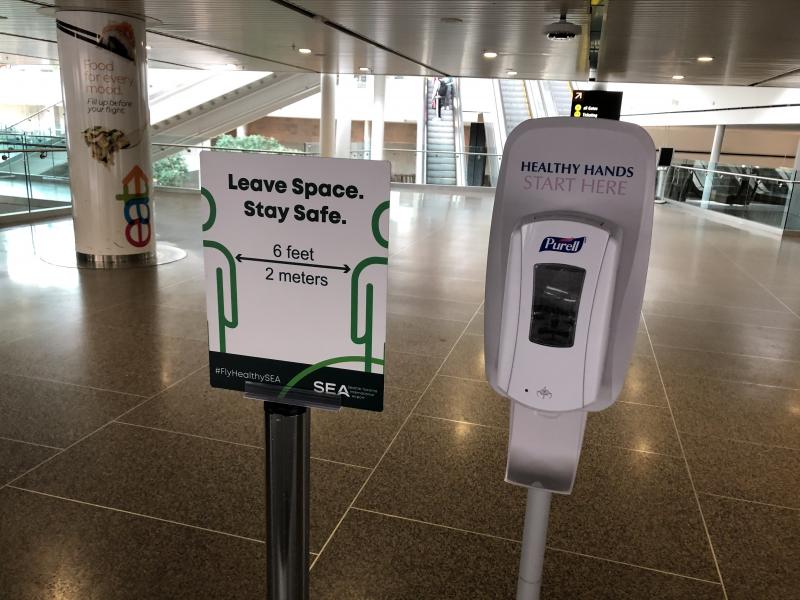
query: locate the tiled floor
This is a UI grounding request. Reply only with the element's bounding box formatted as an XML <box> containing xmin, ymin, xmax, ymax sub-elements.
<box><xmin>1</xmin><ymin>190</ymin><xmax>799</xmax><ymax>599</ymax></box>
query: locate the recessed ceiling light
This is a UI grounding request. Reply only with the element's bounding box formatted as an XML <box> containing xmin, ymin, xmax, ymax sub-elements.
<box><xmin>506</xmin><ymin>70</ymin><xmax>518</xmax><ymax>76</ymax></box>
<box><xmin>359</xmin><ymin>67</ymin><xmax>370</xmax><ymax>72</ymax></box>
<box><xmin>672</xmin><ymin>74</ymin><xmax>685</xmax><ymax>80</ymax></box>
<box><xmin>298</xmin><ymin>48</ymin><xmax>312</xmax><ymax>54</ymax></box>
<box><xmin>697</xmin><ymin>56</ymin><xmax>714</xmax><ymax>62</ymax></box>
<box><xmin>483</xmin><ymin>51</ymin><xmax>498</xmax><ymax>59</ymax></box>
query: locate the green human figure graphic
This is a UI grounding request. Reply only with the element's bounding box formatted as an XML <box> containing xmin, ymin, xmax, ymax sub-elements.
<box><xmin>350</xmin><ymin>200</ymin><xmax>389</xmax><ymax>372</ymax></box>
<box><xmin>202</xmin><ymin>187</ymin><xmax>238</xmax><ymax>352</ymax></box>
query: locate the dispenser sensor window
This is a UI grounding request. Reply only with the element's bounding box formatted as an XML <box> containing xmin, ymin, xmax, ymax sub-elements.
<box><xmin>529</xmin><ymin>264</ymin><xmax>586</xmax><ymax>348</ymax></box>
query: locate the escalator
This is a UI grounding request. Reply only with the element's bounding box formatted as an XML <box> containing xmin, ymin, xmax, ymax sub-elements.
<box><xmin>546</xmin><ymin>81</ymin><xmax>574</xmax><ymax>116</ymax></box>
<box><xmin>0</xmin><ymin>71</ymin><xmax>320</xmax><ymax>175</ymax></box>
<box><xmin>150</xmin><ymin>72</ymin><xmax>319</xmax><ymax>160</ymax></box>
<box><xmin>423</xmin><ymin>77</ymin><xmax>457</xmax><ymax>185</ymax></box>
<box><xmin>498</xmin><ymin>79</ymin><xmax>532</xmax><ymax>136</ymax></box>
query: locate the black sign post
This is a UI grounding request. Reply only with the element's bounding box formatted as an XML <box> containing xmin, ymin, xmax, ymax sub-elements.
<box><xmin>570</xmin><ymin>90</ymin><xmax>623</xmax><ymax>120</ymax></box>
<box><xmin>245</xmin><ymin>383</ymin><xmax>343</xmax><ymax>600</ymax></box>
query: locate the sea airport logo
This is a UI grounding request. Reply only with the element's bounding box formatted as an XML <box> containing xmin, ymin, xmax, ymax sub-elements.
<box><xmin>539</xmin><ymin>236</ymin><xmax>586</xmax><ymax>253</ymax></box>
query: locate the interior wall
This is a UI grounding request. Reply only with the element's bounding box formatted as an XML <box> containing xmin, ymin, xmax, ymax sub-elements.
<box><xmin>645</xmin><ymin>125</ymin><xmax>800</xmax><ymax>169</ymax></box>
<box><xmin>245</xmin><ymin>116</ymin><xmax>417</xmax><ymax>177</ymax></box>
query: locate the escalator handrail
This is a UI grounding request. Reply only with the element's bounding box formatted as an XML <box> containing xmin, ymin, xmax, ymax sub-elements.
<box><xmin>5</xmin><ymin>101</ymin><xmax>63</xmax><ymax>131</ymax></box>
<box><xmin>671</xmin><ymin>164</ymin><xmax>800</xmax><ymax>185</ymax></box>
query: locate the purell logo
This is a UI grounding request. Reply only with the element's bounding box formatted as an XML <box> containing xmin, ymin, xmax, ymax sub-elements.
<box><xmin>539</xmin><ymin>236</ymin><xmax>586</xmax><ymax>253</ymax></box>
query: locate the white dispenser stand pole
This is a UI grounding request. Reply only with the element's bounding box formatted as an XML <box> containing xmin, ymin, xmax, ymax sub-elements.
<box><xmin>516</xmin><ymin>487</ymin><xmax>552</xmax><ymax>600</ymax></box>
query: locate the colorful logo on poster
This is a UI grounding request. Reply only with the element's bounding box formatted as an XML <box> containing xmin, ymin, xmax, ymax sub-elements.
<box><xmin>115</xmin><ymin>165</ymin><xmax>151</xmax><ymax>248</ymax></box>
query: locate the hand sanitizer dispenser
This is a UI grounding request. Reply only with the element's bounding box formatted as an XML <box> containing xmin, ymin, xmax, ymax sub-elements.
<box><xmin>485</xmin><ymin>117</ymin><xmax>655</xmax><ymax>600</ymax></box>
<box><xmin>496</xmin><ymin>217</ymin><xmax>620</xmax><ymax>412</ymax></box>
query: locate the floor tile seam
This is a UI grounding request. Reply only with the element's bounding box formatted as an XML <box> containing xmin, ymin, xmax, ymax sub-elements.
<box><xmin>643</xmin><ymin>298</ymin><xmax>795</xmax><ymax>316</ymax></box>
<box><xmin>0</xmin><ymin>370</ymin><xmax>149</xmax><ymax>399</ymax></box>
<box><xmin>386</xmin><ymin>220</ymin><xmax>454</xmax><ymax>259</ymax></box>
<box><xmin>112</xmin><ymin>420</ymin><xmax>265</xmax><ymax>451</ymax></box>
<box><xmin>138</xmin><ymin>364</ymin><xmax>210</xmax><ymax>403</ymax></box>
<box><xmin>390</xmin><ymin>270</ymin><xmax>487</xmax><ymax>283</ymax></box>
<box><xmin>88</xmin><ymin>320</ymin><xmax>210</xmax><ymax>343</ymax></box>
<box><xmin>0</xmin><ymin>434</ymin><xmax>63</xmax><ymax>451</ymax></box>
<box><xmin>94</xmin><ymin>300</ymin><xmax>210</xmax><ymax>319</ymax></box>
<box><xmin>581</xmin><ymin>440</ymin><xmax>684</xmax><ymax>460</ymax></box>
<box><xmin>351</xmin><ymin>508</ymin><xmax>724</xmax><ymax>586</ymax></box>
<box><xmin>388</xmin><ymin>291</ymin><xmax>481</xmax><ymax>309</ymax></box>
<box><xmin>675</xmin><ymin>430</ymin><xmax>800</xmax><ymax>453</ymax></box>
<box><xmin>616</xmin><ymin>399</ymin><xmax>671</xmax><ymax>409</ymax></box>
<box><xmin>643</xmin><ymin>298</ymin><xmax>790</xmax><ymax>313</ymax></box>
<box><xmin>651</xmin><ymin>341</ymin><xmax>800</xmax><ymax>366</ymax></box>
<box><xmin>349</xmin><ymin>506</ymin><xmax>523</xmax><ymax>544</ymax></box>
<box><xmin>434</xmin><ymin>373</ymin><xmax>489</xmax><ymax>384</ymax></box>
<box><xmin>311</xmin><ymin>302</ymin><xmax>484</xmax><ymax>569</ymax></box>
<box><xmin>148</xmin><ymin>274</ymin><xmax>207</xmax><ymax>294</ymax></box>
<box><xmin>664</xmin><ymin>373</ymin><xmax>800</xmax><ymax>392</ymax></box>
<box><xmin>308</xmin><ymin>456</ymin><xmax>373</xmax><ymax>471</ymax></box>
<box><xmin>411</xmin><ymin>412</ymin><xmax>506</xmax><ymax>431</ymax></box>
<box><xmin>384</xmin><ymin>382</ymin><xmax>426</xmax><ymax>394</ymax></box>
<box><xmin>386</xmin><ymin>309</ymin><xmax>472</xmax><ymax>325</ymax></box>
<box><xmin>0</xmin><ymin>365</ymin><xmax>209</xmax><ymax>491</ymax></box>
<box><xmin>409</xmin><ymin>414</ymin><xmax>685</xmax><ymax>459</ymax></box>
<box><xmin>5</xmin><ymin>485</ymin><xmax>267</xmax><ymax>545</ymax></box>
<box><xmin>386</xmin><ymin>348</ymin><xmax>452</xmax><ymax>361</ymax></box>
<box><xmin>435</xmin><ymin>374</ymin><xmax>486</xmax><ymax>383</ymax></box>
<box><xmin>384</xmin><ymin>290</ymin><xmax>483</xmax><ymax>304</ymax></box>
<box><xmin>643</xmin><ymin>311</ymin><xmax>800</xmax><ymax>331</ymax></box>
<box><xmin>0</xmin><ymin>312</ymin><xmax>93</xmax><ymax>344</ymax></box>
<box><xmin>641</xmin><ymin>314</ymin><xmax>730</xmax><ymax>600</ymax></box>
<box><xmin>715</xmin><ymin>252</ymin><xmax>800</xmax><ymax>321</ymax></box>
<box><xmin>699</xmin><ymin>491</ymin><xmax>800</xmax><ymax>513</ymax></box>
<box><xmin>81</xmin><ymin>294</ymin><xmax>181</xmax><ymax>320</ymax></box>
<box><xmin>543</xmin><ymin>546</ymin><xmax>724</xmax><ymax>587</ymax></box>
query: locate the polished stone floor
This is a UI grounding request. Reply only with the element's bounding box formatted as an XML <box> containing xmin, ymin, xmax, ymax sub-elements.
<box><xmin>1</xmin><ymin>190</ymin><xmax>799</xmax><ymax>599</ymax></box>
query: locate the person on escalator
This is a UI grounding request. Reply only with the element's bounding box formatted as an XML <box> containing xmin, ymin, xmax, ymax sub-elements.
<box><xmin>436</xmin><ymin>77</ymin><xmax>448</xmax><ymax>118</ymax></box>
<box><xmin>443</xmin><ymin>76</ymin><xmax>454</xmax><ymax>111</ymax></box>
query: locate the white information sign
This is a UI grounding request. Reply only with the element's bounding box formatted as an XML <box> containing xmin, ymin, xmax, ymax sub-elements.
<box><xmin>200</xmin><ymin>152</ymin><xmax>390</xmax><ymax>411</ymax></box>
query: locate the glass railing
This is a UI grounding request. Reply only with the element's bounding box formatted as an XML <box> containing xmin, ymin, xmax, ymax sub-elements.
<box><xmin>0</xmin><ymin>132</ymin><xmax>70</xmax><ymax>221</ymax></box>
<box><xmin>2</xmin><ymin>102</ymin><xmax>66</xmax><ymax>137</ymax></box>
<box><xmin>660</xmin><ymin>160</ymin><xmax>799</xmax><ymax>230</ymax></box>
<box><xmin>4</xmin><ymin>137</ymin><xmax>797</xmax><ymax>234</ymax></box>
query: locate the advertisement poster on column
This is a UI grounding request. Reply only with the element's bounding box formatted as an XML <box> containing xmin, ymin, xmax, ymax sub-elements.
<box><xmin>56</xmin><ymin>11</ymin><xmax>154</xmax><ymax>256</ymax></box>
<box><xmin>200</xmin><ymin>153</ymin><xmax>390</xmax><ymax>411</ymax></box>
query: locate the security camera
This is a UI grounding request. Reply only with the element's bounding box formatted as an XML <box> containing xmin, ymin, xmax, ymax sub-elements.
<box><xmin>544</xmin><ymin>16</ymin><xmax>581</xmax><ymax>40</ymax></box>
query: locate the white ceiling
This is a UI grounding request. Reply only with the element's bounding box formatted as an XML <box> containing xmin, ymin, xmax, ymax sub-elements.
<box><xmin>0</xmin><ymin>0</ymin><xmax>797</xmax><ymax>87</ymax></box>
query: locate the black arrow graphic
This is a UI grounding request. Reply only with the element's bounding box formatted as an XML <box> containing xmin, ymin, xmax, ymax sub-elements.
<box><xmin>236</xmin><ymin>253</ymin><xmax>351</xmax><ymax>274</ymax></box>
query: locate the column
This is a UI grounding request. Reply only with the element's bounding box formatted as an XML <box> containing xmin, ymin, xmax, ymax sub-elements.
<box><xmin>56</xmin><ymin>9</ymin><xmax>155</xmax><ymax>266</ymax></box>
<box><xmin>334</xmin><ymin>75</ymin><xmax>352</xmax><ymax>159</ymax></box>
<box><xmin>370</xmin><ymin>75</ymin><xmax>386</xmax><ymax>161</ymax></box>
<box><xmin>701</xmin><ymin>124</ymin><xmax>725</xmax><ymax>206</ymax></box>
<box><xmin>319</xmin><ymin>74</ymin><xmax>336</xmax><ymax>158</ymax></box>
<box><xmin>415</xmin><ymin>78</ymin><xmax>425</xmax><ymax>183</ymax></box>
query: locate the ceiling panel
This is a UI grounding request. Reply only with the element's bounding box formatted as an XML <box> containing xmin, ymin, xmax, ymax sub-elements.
<box><xmin>599</xmin><ymin>0</ymin><xmax>800</xmax><ymax>86</ymax></box>
<box><xmin>0</xmin><ymin>0</ymin><xmax>796</xmax><ymax>87</ymax></box>
<box><xmin>293</xmin><ymin>0</ymin><xmax>591</xmax><ymax>79</ymax></box>
<box><xmin>0</xmin><ymin>32</ymin><xmax>57</xmax><ymax>64</ymax></box>
<box><xmin>18</xmin><ymin>0</ymin><xmax>438</xmax><ymax>75</ymax></box>
<box><xmin>758</xmin><ymin>69</ymin><xmax>800</xmax><ymax>89</ymax></box>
